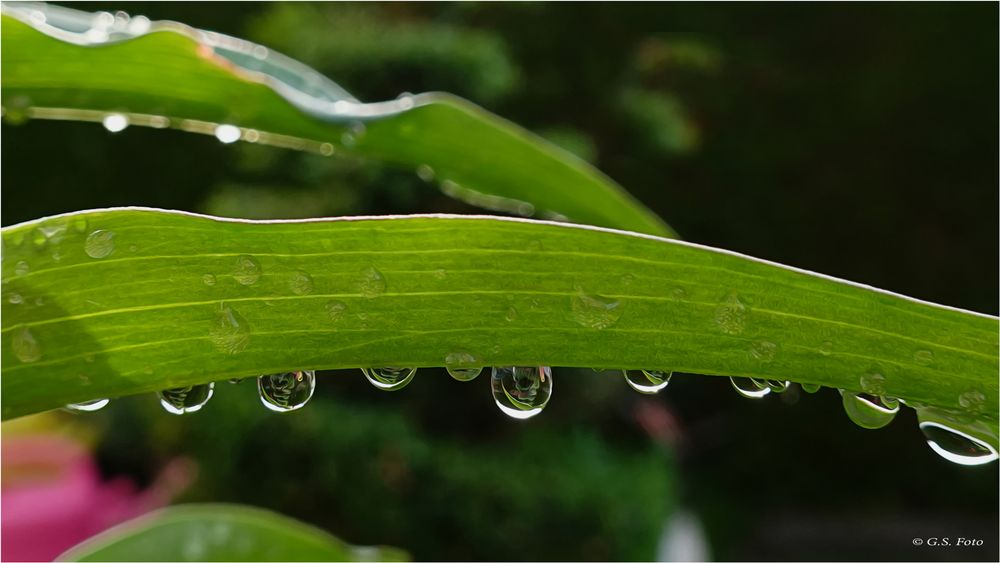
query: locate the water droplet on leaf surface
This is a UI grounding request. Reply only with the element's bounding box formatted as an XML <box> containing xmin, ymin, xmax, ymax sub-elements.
<box><xmin>623</xmin><ymin>369</ymin><xmax>671</xmax><ymax>394</ymax></box>
<box><xmin>359</xmin><ymin>266</ymin><xmax>386</xmax><ymax>298</ymax></box>
<box><xmin>232</xmin><ymin>255</ymin><xmax>261</xmax><ymax>285</ymax></box>
<box><xmin>258</xmin><ymin>371</ymin><xmax>316</xmax><ymax>412</ymax></box>
<box><xmin>362</xmin><ymin>367</ymin><xmax>416</xmax><ymax>391</ymax></box>
<box><xmin>570</xmin><ymin>287</ymin><xmax>622</xmax><ymax>329</ymax></box>
<box><xmin>326</xmin><ymin>300</ymin><xmax>347</xmax><ymax>321</ymax></box>
<box><xmin>209</xmin><ymin>305</ymin><xmax>250</xmax><ymax>354</ymax></box>
<box><xmin>84</xmin><ymin>230</ymin><xmax>115</xmax><ymax>258</ymax></box>
<box><xmin>158</xmin><ymin>383</ymin><xmax>215</xmax><ymax>415</ymax></box>
<box><xmin>491</xmin><ymin>366</ymin><xmax>552</xmax><ymax>419</ymax></box>
<box><xmin>202</xmin><ymin>274</ymin><xmax>216</xmax><ymax>286</ymax></box>
<box><xmin>842</xmin><ymin>391</ymin><xmax>899</xmax><ymax>429</ymax></box>
<box><xmin>12</xmin><ymin>327</ymin><xmax>41</xmax><ymax>363</ymax></box>
<box><xmin>289</xmin><ymin>270</ymin><xmax>314</xmax><ymax>295</ymax></box>
<box><xmin>14</xmin><ymin>261</ymin><xmax>29</xmax><ymax>276</ymax></box>
<box><xmin>913</xmin><ymin>349</ymin><xmax>934</xmax><ymax>365</ymax></box>
<box><xmin>714</xmin><ymin>294</ymin><xmax>747</xmax><ymax>335</ymax></box>
<box><xmin>958</xmin><ymin>390</ymin><xmax>986</xmax><ymax>413</ymax></box>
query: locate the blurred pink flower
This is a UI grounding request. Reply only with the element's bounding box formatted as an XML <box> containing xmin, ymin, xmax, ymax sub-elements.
<box><xmin>1</xmin><ymin>435</ymin><xmax>193</xmax><ymax>562</ymax></box>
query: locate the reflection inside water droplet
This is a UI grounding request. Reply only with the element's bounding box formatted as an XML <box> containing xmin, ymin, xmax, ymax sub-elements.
<box><xmin>158</xmin><ymin>383</ymin><xmax>215</xmax><ymax>415</ymax></box>
<box><xmin>65</xmin><ymin>398</ymin><xmax>110</xmax><ymax>412</ymax></box>
<box><xmin>491</xmin><ymin>366</ymin><xmax>552</xmax><ymax>420</ymax></box>
<box><xmin>362</xmin><ymin>367</ymin><xmax>416</xmax><ymax>391</ymax></box>
<box><xmin>445</xmin><ymin>352</ymin><xmax>482</xmax><ymax>381</ymax></box>
<box><xmin>623</xmin><ymin>369</ymin><xmax>671</xmax><ymax>394</ymax></box>
<box><xmin>730</xmin><ymin>376</ymin><xmax>769</xmax><ymax>399</ymax></box>
<box><xmin>258</xmin><ymin>370</ymin><xmax>316</xmax><ymax>412</ymax></box>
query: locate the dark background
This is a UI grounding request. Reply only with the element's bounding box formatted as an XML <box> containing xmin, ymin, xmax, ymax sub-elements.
<box><xmin>3</xmin><ymin>2</ymin><xmax>997</xmax><ymax>561</ymax></box>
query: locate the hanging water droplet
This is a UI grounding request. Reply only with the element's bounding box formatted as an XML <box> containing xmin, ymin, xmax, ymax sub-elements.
<box><xmin>228</xmin><ymin>378</ymin><xmax>244</xmax><ymax>384</ymax></box>
<box><xmin>289</xmin><ymin>270</ymin><xmax>314</xmax><ymax>295</ymax></box>
<box><xmin>570</xmin><ymin>287</ymin><xmax>622</xmax><ymax>329</ymax></box>
<box><xmin>158</xmin><ymin>383</ymin><xmax>215</xmax><ymax>415</ymax></box>
<box><xmin>359</xmin><ymin>266</ymin><xmax>386</xmax><ymax>298</ymax></box>
<box><xmin>801</xmin><ymin>382</ymin><xmax>822</xmax><ymax>393</ymax></box>
<box><xmin>326</xmin><ymin>300</ymin><xmax>347</xmax><ymax>321</ymax></box>
<box><xmin>232</xmin><ymin>255</ymin><xmax>261</xmax><ymax>285</ymax></box>
<box><xmin>491</xmin><ymin>366</ymin><xmax>553</xmax><ymax>420</ymax></box>
<box><xmin>12</xmin><ymin>327</ymin><xmax>41</xmax><ymax>363</ymax></box>
<box><xmin>623</xmin><ymin>369</ymin><xmax>671</xmax><ymax>394</ymax></box>
<box><xmin>445</xmin><ymin>352</ymin><xmax>482</xmax><ymax>381</ymax></box>
<box><xmin>214</xmin><ymin>124</ymin><xmax>241</xmax><ymax>144</ymax></box>
<box><xmin>208</xmin><ymin>305</ymin><xmax>251</xmax><ymax>354</ymax></box>
<box><xmin>65</xmin><ymin>398</ymin><xmax>110</xmax><ymax>412</ymax></box>
<box><xmin>416</xmin><ymin>165</ymin><xmax>435</xmax><ymax>182</ymax></box>
<box><xmin>102</xmin><ymin>113</ymin><xmax>129</xmax><ymax>133</ymax></box>
<box><xmin>919</xmin><ymin>420</ymin><xmax>998</xmax><ymax>466</ymax></box>
<box><xmin>913</xmin><ymin>349</ymin><xmax>934</xmax><ymax>365</ymax></box>
<box><xmin>14</xmin><ymin>260</ymin><xmax>29</xmax><ymax>276</ymax></box>
<box><xmin>202</xmin><ymin>273</ymin><xmax>217</xmax><ymax>286</ymax></box>
<box><xmin>765</xmin><ymin>380</ymin><xmax>789</xmax><ymax>393</ymax></box>
<box><xmin>258</xmin><ymin>370</ymin><xmax>316</xmax><ymax>412</ymax></box>
<box><xmin>362</xmin><ymin>367</ymin><xmax>417</xmax><ymax>391</ymax></box>
<box><xmin>84</xmin><ymin>230</ymin><xmax>115</xmax><ymax>258</ymax></box>
<box><xmin>842</xmin><ymin>391</ymin><xmax>899</xmax><ymax>429</ymax></box>
<box><xmin>714</xmin><ymin>294</ymin><xmax>747</xmax><ymax>335</ymax></box>
<box><xmin>730</xmin><ymin>376</ymin><xmax>770</xmax><ymax>399</ymax></box>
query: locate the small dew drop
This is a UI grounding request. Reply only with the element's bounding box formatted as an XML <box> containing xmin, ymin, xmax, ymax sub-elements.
<box><xmin>505</xmin><ymin>306</ymin><xmax>519</xmax><ymax>322</ymax></box>
<box><xmin>289</xmin><ymin>270</ymin><xmax>314</xmax><ymax>295</ymax></box>
<box><xmin>202</xmin><ymin>274</ymin><xmax>217</xmax><ymax>286</ymax></box>
<box><xmin>232</xmin><ymin>255</ymin><xmax>261</xmax><ymax>285</ymax></box>
<box><xmin>209</xmin><ymin>305</ymin><xmax>251</xmax><ymax>354</ymax></box>
<box><xmin>913</xmin><ymin>349</ymin><xmax>934</xmax><ymax>366</ymax></box>
<box><xmin>84</xmin><ymin>230</ymin><xmax>115</xmax><ymax>259</ymax></box>
<box><xmin>258</xmin><ymin>370</ymin><xmax>316</xmax><ymax>412</ymax></box>
<box><xmin>818</xmin><ymin>341</ymin><xmax>834</xmax><ymax>356</ymax></box>
<box><xmin>730</xmin><ymin>376</ymin><xmax>770</xmax><ymax>399</ymax></box>
<box><xmin>12</xmin><ymin>327</ymin><xmax>41</xmax><ymax>363</ymax></box>
<box><xmin>319</xmin><ymin>142</ymin><xmax>335</xmax><ymax>156</ymax></box>
<box><xmin>714</xmin><ymin>293</ymin><xmax>747</xmax><ymax>335</ymax></box>
<box><xmin>859</xmin><ymin>372</ymin><xmax>887</xmax><ymax>395</ymax></box>
<box><xmin>801</xmin><ymin>382</ymin><xmax>822</xmax><ymax>393</ymax></box>
<box><xmin>491</xmin><ymin>366</ymin><xmax>552</xmax><ymax>420</ymax></box>
<box><xmin>214</xmin><ymin>124</ymin><xmax>241</xmax><ymax>144</ymax></box>
<box><xmin>570</xmin><ymin>287</ymin><xmax>622</xmax><ymax>330</ymax></box>
<box><xmin>326</xmin><ymin>300</ymin><xmax>347</xmax><ymax>321</ymax></box>
<box><xmin>445</xmin><ymin>352</ymin><xmax>482</xmax><ymax>381</ymax></box>
<box><xmin>65</xmin><ymin>398</ymin><xmax>110</xmax><ymax>413</ymax></box>
<box><xmin>842</xmin><ymin>391</ymin><xmax>899</xmax><ymax>429</ymax></box>
<box><xmin>158</xmin><ymin>383</ymin><xmax>215</xmax><ymax>415</ymax></box>
<box><xmin>102</xmin><ymin>113</ymin><xmax>129</xmax><ymax>133</ymax></box>
<box><xmin>749</xmin><ymin>340</ymin><xmax>778</xmax><ymax>362</ymax></box>
<box><xmin>8</xmin><ymin>293</ymin><xmax>24</xmax><ymax>304</ymax></box>
<box><xmin>623</xmin><ymin>369</ymin><xmax>671</xmax><ymax>395</ymax></box>
<box><xmin>362</xmin><ymin>367</ymin><xmax>417</xmax><ymax>391</ymax></box>
<box><xmin>416</xmin><ymin>165</ymin><xmax>435</xmax><ymax>182</ymax></box>
<box><xmin>359</xmin><ymin>266</ymin><xmax>387</xmax><ymax>298</ymax></box>
<box><xmin>15</xmin><ymin>261</ymin><xmax>30</xmax><ymax>276</ymax></box>
<box><xmin>958</xmin><ymin>390</ymin><xmax>986</xmax><ymax>413</ymax></box>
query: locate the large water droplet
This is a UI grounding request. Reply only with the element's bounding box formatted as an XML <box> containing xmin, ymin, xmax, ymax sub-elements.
<box><xmin>102</xmin><ymin>113</ymin><xmax>129</xmax><ymax>133</ymax></box>
<box><xmin>714</xmin><ymin>294</ymin><xmax>747</xmax><ymax>335</ymax></box>
<box><xmin>258</xmin><ymin>370</ymin><xmax>316</xmax><ymax>412</ymax></box>
<box><xmin>214</xmin><ymin>124</ymin><xmax>241</xmax><ymax>144</ymax></box>
<box><xmin>12</xmin><ymin>327</ymin><xmax>41</xmax><ymax>363</ymax></box>
<box><xmin>65</xmin><ymin>398</ymin><xmax>110</xmax><ymax>412</ymax></box>
<box><xmin>842</xmin><ymin>391</ymin><xmax>899</xmax><ymax>429</ymax></box>
<box><xmin>919</xmin><ymin>421</ymin><xmax>998</xmax><ymax>466</ymax></box>
<box><xmin>570</xmin><ymin>287</ymin><xmax>622</xmax><ymax>329</ymax></box>
<box><xmin>289</xmin><ymin>270</ymin><xmax>314</xmax><ymax>295</ymax></box>
<box><xmin>623</xmin><ymin>369</ymin><xmax>671</xmax><ymax>394</ymax></box>
<box><xmin>730</xmin><ymin>376</ymin><xmax>769</xmax><ymax>399</ymax></box>
<box><xmin>209</xmin><ymin>305</ymin><xmax>251</xmax><ymax>354</ymax></box>
<box><xmin>158</xmin><ymin>383</ymin><xmax>215</xmax><ymax>415</ymax></box>
<box><xmin>491</xmin><ymin>366</ymin><xmax>552</xmax><ymax>420</ymax></box>
<box><xmin>232</xmin><ymin>255</ymin><xmax>261</xmax><ymax>285</ymax></box>
<box><xmin>359</xmin><ymin>266</ymin><xmax>386</xmax><ymax>298</ymax></box>
<box><xmin>84</xmin><ymin>230</ymin><xmax>115</xmax><ymax>258</ymax></box>
<box><xmin>362</xmin><ymin>367</ymin><xmax>416</xmax><ymax>391</ymax></box>
<box><xmin>445</xmin><ymin>352</ymin><xmax>482</xmax><ymax>381</ymax></box>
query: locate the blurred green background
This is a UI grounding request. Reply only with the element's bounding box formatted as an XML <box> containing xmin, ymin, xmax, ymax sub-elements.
<box><xmin>2</xmin><ymin>2</ymin><xmax>997</xmax><ymax>561</ymax></box>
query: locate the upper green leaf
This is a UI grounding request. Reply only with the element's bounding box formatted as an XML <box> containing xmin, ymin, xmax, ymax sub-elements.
<box><xmin>0</xmin><ymin>3</ymin><xmax>674</xmax><ymax>237</ymax></box>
